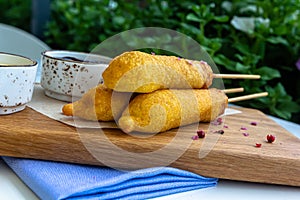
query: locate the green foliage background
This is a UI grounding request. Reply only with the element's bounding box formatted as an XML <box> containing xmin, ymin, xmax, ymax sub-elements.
<box><xmin>1</xmin><ymin>0</ymin><xmax>300</xmax><ymax>123</ymax></box>
<box><xmin>0</xmin><ymin>0</ymin><xmax>31</xmax><ymax>32</ymax></box>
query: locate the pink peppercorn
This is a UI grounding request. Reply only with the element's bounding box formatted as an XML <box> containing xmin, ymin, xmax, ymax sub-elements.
<box><xmin>197</xmin><ymin>130</ymin><xmax>206</xmax><ymax>138</ymax></box>
<box><xmin>250</xmin><ymin>122</ymin><xmax>257</xmax><ymax>126</ymax></box>
<box><xmin>217</xmin><ymin>118</ymin><xmax>223</xmax><ymax>123</ymax></box>
<box><xmin>211</xmin><ymin>121</ymin><xmax>219</xmax><ymax>126</ymax></box>
<box><xmin>255</xmin><ymin>143</ymin><xmax>262</xmax><ymax>148</ymax></box>
<box><xmin>240</xmin><ymin>126</ymin><xmax>247</xmax><ymax>130</ymax></box>
<box><xmin>191</xmin><ymin>135</ymin><xmax>199</xmax><ymax>140</ymax></box>
<box><xmin>266</xmin><ymin>134</ymin><xmax>276</xmax><ymax>143</ymax></box>
<box><xmin>223</xmin><ymin>125</ymin><xmax>229</xmax><ymax>128</ymax></box>
<box><xmin>214</xmin><ymin>130</ymin><xmax>224</xmax><ymax>134</ymax></box>
<box><xmin>211</xmin><ymin>118</ymin><xmax>223</xmax><ymax>126</ymax></box>
<box><xmin>243</xmin><ymin>132</ymin><xmax>249</xmax><ymax>136</ymax></box>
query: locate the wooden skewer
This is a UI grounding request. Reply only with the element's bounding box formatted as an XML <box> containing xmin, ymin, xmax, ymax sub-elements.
<box><xmin>222</xmin><ymin>87</ymin><xmax>244</xmax><ymax>94</ymax></box>
<box><xmin>213</xmin><ymin>74</ymin><xmax>261</xmax><ymax>79</ymax></box>
<box><xmin>228</xmin><ymin>92</ymin><xmax>268</xmax><ymax>103</ymax></box>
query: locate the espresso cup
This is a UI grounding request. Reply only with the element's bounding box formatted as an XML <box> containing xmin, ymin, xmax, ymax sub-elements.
<box><xmin>0</xmin><ymin>52</ymin><xmax>38</xmax><ymax>115</ymax></box>
<box><xmin>40</xmin><ymin>50</ymin><xmax>111</xmax><ymax>102</ymax></box>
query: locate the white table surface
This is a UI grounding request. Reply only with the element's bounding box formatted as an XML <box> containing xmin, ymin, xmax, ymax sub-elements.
<box><xmin>0</xmin><ymin>115</ymin><xmax>299</xmax><ymax>200</ymax></box>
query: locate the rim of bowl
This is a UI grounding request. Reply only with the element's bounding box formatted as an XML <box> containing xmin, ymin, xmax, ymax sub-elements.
<box><xmin>0</xmin><ymin>52</ymin><xmax>37</xmax><ymax>67</ymax></box>
<box><xmin>42</xmin><ymin>50</ymin><xmax>112</xmax><ymax>64</ymax></box>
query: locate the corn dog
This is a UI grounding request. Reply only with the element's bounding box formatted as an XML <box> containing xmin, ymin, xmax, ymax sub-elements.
<box><xmin>62</xmin><ymin>84</ymin><xmax>130</xmax><ymax>121</ymax></box>
<box><xmin>102</xmin><ymin>51</ymin><xmax>214</xmax><ymax>93</ymax></box>
<box><xmin>118</xmin><ymin>88</ymin><xmax>228</xmax><ymax>133</ymax></box>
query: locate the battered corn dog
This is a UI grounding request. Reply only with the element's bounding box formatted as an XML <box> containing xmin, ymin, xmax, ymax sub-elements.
<box><xmin>118</xmin><ymin>88</ymin><xmax>228</xmax><ymax>133</ymax></box>
<box><xmin>102</xmin><ymin>51</ymin><xmax>214</xmax><ymax>93</ymax></box>
<box><xmin>62</xmin><ymin>84</ymin><xmax>130</xmax><ymax>121</ymax></box>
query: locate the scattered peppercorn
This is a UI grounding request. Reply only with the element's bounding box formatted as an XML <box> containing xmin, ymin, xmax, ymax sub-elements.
<box><xmin>211</xmin><ymin>118</ymin><xmax>223</xmax><ymax>126</ymax></box>
<box><xmin>214</xmin><ymin>130</ymin><xmax>224</xmax><ymax>134</ymax></box>
<box><xmin>240</xmin><ymin>126</ymin><xmax>247</xmax><ymax>130</ymax></box>
<box><xmin>197</xmin><ymin>130</ymin><xmax>206</xmax><ymax>138</ymax></box>
<box><xmin>223</xmin><ymin>125</ymin><xmax>229</xmax><ymax>128</ymax></box>
<box><xmin>255</xmin><ymin>143</ymin><xmax>262</xmax><ymax>148</ymax></box>
<box><xmin>243</xmin><ymin>132</ymin><xmax>249</xmax><ymax>137</ymax></box>
<box><xmin>211</xmin><ymin>121</ymin><xmax>219</xmax><ymax>126</ymax></box>
<box><xmin>191</xmin><ymin>135</ymin><xmax>199</xmax><ymax>140</ymax></box>
<box><xmin>266</xmin><ymin>134</ymin><xmax>276</xmax><ymax>143</ymax></box>
<box><xmin>217</xmin><ymin>118</ymin><xmax>223</xmax><ymax>123</ymax></box>
<box><xmin>250</xmin><ymin>121</ymin><xmax>257</xmax><ymax>126</ymax></box>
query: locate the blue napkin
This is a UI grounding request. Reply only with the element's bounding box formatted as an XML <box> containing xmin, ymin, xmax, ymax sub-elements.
<box><xmin>3</xmin><ymin>157</ymin><xmax>217</xmax><ymax>200</ymax></box>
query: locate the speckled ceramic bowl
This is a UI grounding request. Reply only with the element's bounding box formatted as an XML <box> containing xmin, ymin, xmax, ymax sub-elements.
<box><xmin>0</xmin><ymin>52</ymin><xmax>38</xmax><ymax>115</ymax></box>
<box><xmin>40</xmin><ymin>50</ymin><xmax>111</xmax><ymax>102</ymax></box>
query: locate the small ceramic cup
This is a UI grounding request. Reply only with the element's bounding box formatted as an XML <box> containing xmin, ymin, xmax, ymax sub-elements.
<box><xmin>40</xmin><ymin>50</ymin><xmax>111</xmax><ymax>102</ymax></box>
<box><xmin>0</xmin><ymin>52</ymin><xmax>38</xmax><ymax>115</ymax></box>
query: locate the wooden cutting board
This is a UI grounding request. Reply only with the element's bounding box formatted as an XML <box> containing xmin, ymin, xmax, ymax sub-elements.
<box><xmin>0</xmin><ymin>106</ymin><xmax>299</xmax><ymax>186</ymax></box>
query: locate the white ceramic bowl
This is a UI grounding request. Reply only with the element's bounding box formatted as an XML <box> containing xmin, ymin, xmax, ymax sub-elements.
<box><xmin>0</xmin><ymin>52</ymin><xmax>38</xmax><ymax>115</ymax></box>
<box><xmin>40</xmin><ymin>50</ymin><xmax>111</xmax><ymax>102</ymax></box>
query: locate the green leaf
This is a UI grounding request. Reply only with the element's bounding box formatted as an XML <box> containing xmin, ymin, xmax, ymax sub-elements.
<box><xmin>208</xmin><ymin>38</ymin><xmax>222</xmax><ymax>52</ymax></box>
<box><xmin>235</xmin><ymin>62</ymin><xmax>250</xmax><ymax>73</ymax></box>
<box><xmin>265</xmin><ymin>83</ymin><xmax>286</xmax><ymax>101</ymax></box>
<box><xmin>232</xmin><ymin>43</ymin><xmax>250</xmax><ymax>55</ymax></box>
<box><xmin>273</xmin><ymin>26</ymin><xmax>288</xmax><ymax>35</ymax></box>
<box><xmin>278</xmin><ymin>101</ymin><xmax>300</xmax><ymax>113</ymax></box>
<box><xmin>213</xmin><ymin>54</ymin><xmax>236</xmax><ymax>71</ymax></box>
<box><xmin>231</xmin><ymin>16</ymin><xmax>255</xmax><ymax>34</ymax></box>
<box><xmin>273</xmin><ymin>83</ymin><xmax>287</xmax><ymax>96</ymax></box>
<box><xmin>252</xmin><ymin>38</ymin><xmax>266</xmax><ymax>58</ymax></box>
<box><xmin>272</xmin><ymin>108</ymin><xmax>292</xmax><ymax>119</ymax></box>
<box><xmin>186</xmin><ymin>13</ymin><xmax>202</xmax><ymax>22</ymax></box>
<box><xmin>213</xmin><ymin>15</ymin><xmax>229</xmax><ymax>22</ymax></box>
<box><xmin>266</xmin><ymin>37</ymin><xmax>289</xmax><ymax>46</ymax></box>
<box><xmin>264</xmin><ymin>82</ymin><xmax>300</xmax><ymax>119</ymax></box>
<box><xmin>180</xmin><ymin>23</ymin><xmax>201</xmax><ymax>35</ymax></box>
<box><xmin>112</xmin><ymin>16</ymin><xmax>125</xmax><ymax>25</ymax></box>
<box><xmin>256</xmin><ymin>96</ymin><xmax>270</xmax><ymax>105</ymax></box>
<box><xmin>255</xmin><ymin>67</ymin><xmax>281</xmax><ymax>80</ymax></box>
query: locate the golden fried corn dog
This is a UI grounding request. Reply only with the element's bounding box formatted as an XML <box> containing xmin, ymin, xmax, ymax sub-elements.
<box><xmin>118</xmin><ymin>88</ymin><xmax>227</xmax><ymax>133</ymax></box>
<box><xmin>102</xmin><ymin>51</ymin><xmax>214</xmax><ymax>93</ymax></box>
<box><xmin>62</xmin><ymin>84</ymin><xmax>130</xmax><ymax>121</ymax></box>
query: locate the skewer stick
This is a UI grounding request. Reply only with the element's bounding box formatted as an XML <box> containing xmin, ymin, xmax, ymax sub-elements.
<box><xmin>213</xmin><ymin>74</ymin><xmax>261</xmax><ymax>79</ymax></box>
<box><xmin>222</xmin><ymin>87</ymin><xmax>244</xmax><ymax>94</ymax></box>
<box><xmin>228</xmin><ymin>92</ymin><xmax>268</xmax><ymax>103</ymax></box>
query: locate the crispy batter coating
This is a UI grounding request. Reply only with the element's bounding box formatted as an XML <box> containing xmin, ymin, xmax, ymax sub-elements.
<box><xmin>62</xmin><ymin>84</ymin><xmax>131</xmax><ymax>121</ymax></box>
<box><xmin>102</xmin><ymin>51</ymin><xmax>214</xmax><ymax>93</ymax></box>
<box><xmin>118</xmin><ymin>88</ymin><xmax>228</xmax><ymax>133</ymax></box>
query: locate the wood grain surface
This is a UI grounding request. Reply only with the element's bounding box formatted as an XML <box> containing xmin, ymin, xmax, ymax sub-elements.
<box><xmin>0</xmin><ymin>106</ymin><xmax>299</xmax><ymax>186</ymax></box>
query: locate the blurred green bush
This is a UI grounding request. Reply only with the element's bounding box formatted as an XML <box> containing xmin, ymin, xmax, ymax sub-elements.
<box><xmin>0</xmin><ymin>0</ymin><xmax>31</xmax><ymax>32</ymax></box>
<box><xmin>45</xmin><ymin>0</ymin><xmax>300</xmax><ymax>122</ymax></box>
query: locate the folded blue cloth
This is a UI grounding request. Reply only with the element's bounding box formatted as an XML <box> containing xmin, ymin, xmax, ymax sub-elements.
<box><xmin>3</xmin><ymin>157</ymin><xmax>217</xmax><ymax>200</ymax></box>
